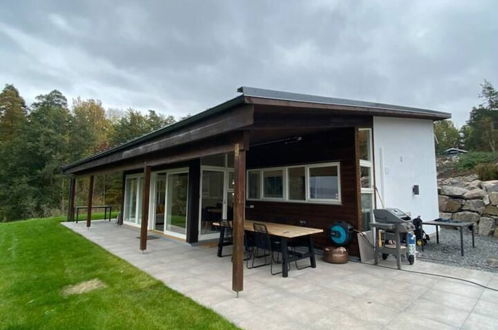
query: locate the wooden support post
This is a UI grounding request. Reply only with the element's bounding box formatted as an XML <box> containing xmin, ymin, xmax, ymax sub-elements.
<box><xmin>118</xmin><ymin>172</ymin><xmax>126</xmax><ymax>225</ymax></box>
<box><xmin>232</xmin><ymin>142</ymin><xmax>246</xmax><ymax>294</ymax></box>
<box><xmin>87</xmin><ymin>175</ymin><xmax>94</xmax><ymax>228</ymax></box>
<box><xmin>67</xmin><ymin>176</ymin><xmax>76</xmax><ymax>222</ymax></box>
<box><xmin>140</xmin><ymin>166</ymin><xmax>152</xmax><ymax>251</ymax></box>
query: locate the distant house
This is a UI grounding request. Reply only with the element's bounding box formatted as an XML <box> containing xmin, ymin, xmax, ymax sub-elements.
<box><xmin>62</xmin><ymin>87</ymin><xmax>450</xmax><ymax>292</ymax></box>
<box><xmin>444</xmin><ymin>147</ymin><xmax>468</xmax><ymax>156</ymax></box>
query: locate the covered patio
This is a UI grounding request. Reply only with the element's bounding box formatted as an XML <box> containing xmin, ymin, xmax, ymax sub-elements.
<box><xmin>63</xmin><ymin>220</ymin><xmax>498</xmax><ymax>329</ymax></box>
<box><xmin>62</xmin><ymin>87</ymin><xmax>451</xmax><ymax>294</ymax></box>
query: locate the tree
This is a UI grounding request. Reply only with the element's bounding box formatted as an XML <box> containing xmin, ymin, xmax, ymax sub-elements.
<box><xmin>109</xmin><ymin>109</ymin><xmax>175</xmax><ymax>146</ymax></box>
<box><xmin>23</xmin><ymin>90</ymin><xmax>72</xmax><ymax>217</ymax></box>
<box><xmin>0</xmin><ymin>84</ymin><xmax>27</xmax><ymax>142</ymax></box>
<box><xmin>434</xmin><ymin>120</ymin><xmax>460</xmax><ymax>154</ymax></box>
<box><xmin>464</xmin><ymin>80</ymin><xmax>498</xmax><ymax>151</ymax></box>
<box><xmin>69</xmin><ymin>98</ymin><xmax>111</xmax><ymax>160</ymax></box>
<box><xmin>0</xmin><ymin>84</ymin><xmax>30</xmax><ymax>221</ymax></box>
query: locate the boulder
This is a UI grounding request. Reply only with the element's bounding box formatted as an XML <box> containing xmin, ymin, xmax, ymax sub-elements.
<box><xmin>484</xmin><ymin>205</ymin><xmax>498</xmax><ymax>216</ymax></box>
<box><xmin>439</xmin><ymin>212</ymin><xmax>452</xmax><ymax>220</ymax></box>
<box><xmin>494</xmin><ymin>227</ymin><xmax>498</xmax><ymax>238</ymax></box>
<box><xmin>465</xmin><ymin>180</ymin><xmax>482</xmax><ymax>190</ymax></box>
<box><xmin>484</xmin><ymin>194</ymin><xmax>491</xmax><ymax>206</ymax></box>
<box><xmin>462</xmin><ymin>200</ymin><xmax>485</xmax><ymax>214</ymax></box>
<box><xmin>452</xmin><ymin>211</ymin><xmax>481</xmax><ymax>223</ymax></box>
<box><xmin>463</xmin><ymin>188</ymin><xmax>487</xmax><ymax>200</ymax></box>
<box><xmin>439</xmin><ymin>196</ymin><xmax>463</xmax><ymax>212</ymax></box>
<box><xmin>440</xmin><ymin>185</ymin><xmax>469</xmax><ymax>198</ymax></box>
<box><xmin>489</xmin><ymin>192</ymin><xmax>498</xmax><ymax>205</ymax></box>
<box><xmin>486</xmin><ymin>258</ymin><xmax>498</xmax><ymax>268</ymax></box>
<box><xmin>478</xmin><ymin>217</ymin><xmax>495</xmax><ymax>236</ymax></box>
<box><xmin>482</xmin><ymin>180</ymin><xmax>498</xmax><ymax>193</ymax></box>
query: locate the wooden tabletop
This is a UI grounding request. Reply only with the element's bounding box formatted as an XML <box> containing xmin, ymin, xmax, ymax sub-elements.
<box><xmin>213</xmin><ymin>220</ymin><xmax>323</xmax><ymax>238</ymax></box>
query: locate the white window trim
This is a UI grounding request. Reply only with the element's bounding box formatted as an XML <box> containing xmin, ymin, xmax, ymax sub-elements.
<box><xmin>307</xmin><ymin>162</ymin><xmax>341</xmax><ymax>204</ymax></box>
<box><xmin>262</xmin><ymin>167</ymin><xmax>286</xmax><ymax>201</ymax></box>
<box><xmin>123</xmin><ymin>173</ymin><xmax>144</xmax><ymax>227</ymax></box>
<box><xmin>246</xmin><ymin>162</ymin><xmax>342</xmax><ymax>205</ymax></box>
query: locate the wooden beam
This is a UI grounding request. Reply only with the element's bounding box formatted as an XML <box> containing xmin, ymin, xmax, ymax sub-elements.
<box><xmin>87</xmin><ymin>175</ymin><xmax>94</xmax><ymax>228</ymax></box>
<box><xmin>67</xmin><ymin>176</ymin><xmax>76</xmax><ymax>222</ymax></box>
<box><xmin>186</xmin><ymin>159</ymin><xmax>200</xmax><ymax>243</ymax></box>
<box><xmin>232</xmin><ymin>141</ymin><xmax>246</xmax><ymax>294</ymax></box>
<box><xmin>140</xmin><ymin>166</ymin><xmax>152</xmax><ymax>251</ymax></box>
<box><xmin>66</xmin><ymin>105</ymin><xmax>254</xmax><ymax>174</ymax></box>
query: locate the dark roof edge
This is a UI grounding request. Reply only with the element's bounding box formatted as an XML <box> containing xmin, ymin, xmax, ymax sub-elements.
<box><xmin>238</xmin><ymin>86</ymin><xmax>451</xmax><ymax>119</ymax></box>
<box><xmin>62</xmin><ymin>94</ymin><xmax>245</xmax><ymax>172</ymax></box>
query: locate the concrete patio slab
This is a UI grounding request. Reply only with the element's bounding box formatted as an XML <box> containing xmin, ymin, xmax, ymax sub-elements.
<box><xmin>63</xmin><ymin>220</ymin><xmax>498</xmax><ymax>330</ymax></box>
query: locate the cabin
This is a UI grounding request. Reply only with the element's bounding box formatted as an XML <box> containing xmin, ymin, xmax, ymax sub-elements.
<box><xmin>62</xmin><ymin>87</ymin><xmax>451</xmax><ymax>293</ymax></box>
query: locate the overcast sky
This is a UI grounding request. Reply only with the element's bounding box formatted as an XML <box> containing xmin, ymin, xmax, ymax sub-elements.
<box><xmin>1</xmin><ymin>1</ymin><xmax>497</xmax><ymax>127</ymax></box>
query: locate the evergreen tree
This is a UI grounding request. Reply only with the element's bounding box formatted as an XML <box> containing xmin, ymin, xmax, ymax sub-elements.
<box><xmin>464</xmin><ymin>80</ymin><xmax>498</xmax><ymax>151</ymax></box>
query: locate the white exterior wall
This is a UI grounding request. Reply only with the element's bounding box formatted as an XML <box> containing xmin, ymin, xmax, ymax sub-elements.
<box><xmin>373</xmin><ymin>117</ymin><xmax>439</xmax><ymax>231</ymax></box>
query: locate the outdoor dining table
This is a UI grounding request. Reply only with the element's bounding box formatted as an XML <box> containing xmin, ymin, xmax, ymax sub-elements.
<box><xmin>213</xmin><ymin>220</ymin><xmax>323</xmax><ymax>277</ymax></box>
<box><xmin>422</xmin><ymin>220</ymin><xmax>475</xmax><ymax>256</ymax></box>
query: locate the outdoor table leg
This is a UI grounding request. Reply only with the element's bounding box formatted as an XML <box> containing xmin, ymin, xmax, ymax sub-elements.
<box><xmin>76</xmin><ymin>208</ymin><xmax>79</xmax><ymax>223</ymax></box>
<box><xmin>460</xmin><ymin>226</ymin><xmax>464</xmax><ymax>257</ymax></box>
<box><xmin>217</xmin><ymin>226</ymin><xmax>225</xmax><ymax>258</ymax></box>
<box><xmin>471</xmin><ymin>224</ymin><xmax>475</xmax><ymax>248</ymax></box>
<box><xmin>281</xmin><ymin>237</ymin><xmax>289</xmax><ymax>278</ymax></box>
<box><xmin>104</xmin><ymin>207</ymin><xmax>107</xmax><ymax>222</ymax></box>
<box><xmin>109</xmin><ymin>206</ymin><xmax>112</xmax><ymax>221</ymax></box>
<box><xmin>436</xmin><ymin>225</ymin><xmax>439</xmax><ymax>244</ymax></box>
<box><xmin>307</xmin><ymin>236</ymin><xmax>316</xmax><ymax>268</ymax></box>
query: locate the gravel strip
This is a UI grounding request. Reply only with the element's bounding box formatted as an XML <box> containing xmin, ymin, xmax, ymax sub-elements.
<box><xmin>417</xmin><ymin>227</ymin><xmax>498</xmax><ymax>273</ymax></box>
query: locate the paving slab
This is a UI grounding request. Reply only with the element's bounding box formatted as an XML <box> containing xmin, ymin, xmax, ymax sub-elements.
<box><xmin>63</xmin><ymin>220</ymin><xmax>498</xmax><ymax>330</ymax></box>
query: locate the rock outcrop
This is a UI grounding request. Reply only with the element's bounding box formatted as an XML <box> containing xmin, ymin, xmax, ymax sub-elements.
<box><xmin>438</xmin><ymin>174</ymin><xmax>498</xmax><ymax>237</ymax></box>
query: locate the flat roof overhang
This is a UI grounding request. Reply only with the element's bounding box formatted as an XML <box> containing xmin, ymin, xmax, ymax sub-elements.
<box><xmin>62</xmin><ymin>87</ymin><xmax>451</xmax><ymax>176</ymax></box>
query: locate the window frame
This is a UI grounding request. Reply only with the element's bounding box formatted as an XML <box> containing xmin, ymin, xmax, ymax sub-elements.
<box><xmin>246</xmin><ymin>162</ymin><xmax>341</xmax><ymax>205</ymax></box>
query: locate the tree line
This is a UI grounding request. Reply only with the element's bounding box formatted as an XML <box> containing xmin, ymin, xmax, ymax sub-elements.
<box><xmin>435</xmin><ymin>80</ymin><xmax>498</xmax><ymax>154</ymax></box>
<box><xmin>0</xmin><ymin>84</ymin><xmax>177</xmax><ymax>221</ymax></box>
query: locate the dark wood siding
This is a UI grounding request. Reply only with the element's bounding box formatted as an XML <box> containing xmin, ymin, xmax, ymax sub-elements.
<box><xmin>246</xmin><ymin>128</ymin><xmax>361</xmax><ymax>255</ymax></box>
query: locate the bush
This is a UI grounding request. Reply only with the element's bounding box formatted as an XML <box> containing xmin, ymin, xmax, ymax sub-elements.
<box><xmin>456</xmin><ymin>152</ymin><xmax>498</xmax><ymax>170</ymax></box>
<box><xmin>476</xmin><ymin>163</ymin><xmax>498</xmax><ymax>181</ymax></box>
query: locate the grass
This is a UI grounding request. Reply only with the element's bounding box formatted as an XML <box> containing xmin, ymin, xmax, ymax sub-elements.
<box><xmin>0</xmin><ymin>217</ymin><xmax>237</xmax><ymax>330</ymax></box>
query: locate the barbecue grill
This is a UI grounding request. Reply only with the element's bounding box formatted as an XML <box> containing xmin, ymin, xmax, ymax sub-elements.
<box><xmin>371</xmin><ymin>208</ymin><xmax>416</xmax><ymax>269</ymax></box>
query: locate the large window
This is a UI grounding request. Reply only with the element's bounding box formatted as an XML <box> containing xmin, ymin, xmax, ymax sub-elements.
<box><xmin>309</xmin><ymin>165</ymin><xmax>340</xmax><ymax>201</ymax></box>
<box><xmin>263</xmin><ymin>169</ymin><xmax>284</xmax><ymax>199</ymax></box>
<box><xmin>359</xmin><ymin>128</ymin><xmax>374</xmax><ymax>230</ymax></box>
<box><xmin>247</xmin><ymin>162</ymin><xmax>341</xmax><ymax>204</ymax></box>
<box><xmin>288</xmin><ymin>167</ymin><xmax>305</xmax><ymax>201</ymax></box>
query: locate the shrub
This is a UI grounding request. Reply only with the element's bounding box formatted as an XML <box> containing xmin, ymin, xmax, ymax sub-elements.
<box><xmin>476</xmin><ymin>163</ymin><xmax>498</xmax><ymax>181</ymax></box>
<box><xmin>456</xmin><ymin>152</ymin><xmax>498</xmax><ymax>170</ymax></box>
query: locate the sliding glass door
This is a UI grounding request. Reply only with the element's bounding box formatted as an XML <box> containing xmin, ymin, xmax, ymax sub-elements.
<box><xmin>124</xmin><ymin>174</ymin><xmax>143</xmax><ymax>226</ymax></box>
<box><xmin>165</xmin><ymin>171</ymin><xmax>189</xmax><ymax>237</ymax></box>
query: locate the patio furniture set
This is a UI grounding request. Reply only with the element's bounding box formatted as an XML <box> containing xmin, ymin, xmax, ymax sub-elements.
<box><xmin>215</xmin><ymin>220</ymin><xmax>323</xmax><ymax>277</ymax></box>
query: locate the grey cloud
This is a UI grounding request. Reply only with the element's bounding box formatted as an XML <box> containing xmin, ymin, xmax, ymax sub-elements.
<box><xmin>1</xmin><ymin>0</ymin><xmax>497</xmax><ymax>126</ymax></box>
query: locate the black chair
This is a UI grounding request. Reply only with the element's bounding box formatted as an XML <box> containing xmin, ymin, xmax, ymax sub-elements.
<box><xmin>246</xmin><ymin>223</ymin><xmax>288</xmax><ymax>275</ymax></box>
<box><xmin>288</xmin><ymin>219</ymin><xmax>312</xmax><ymax>270</ymax></box>
<box><xmin>217</xmin><ymin>219</ymin><xmax>233</xmax><ymax>257</ymax></box>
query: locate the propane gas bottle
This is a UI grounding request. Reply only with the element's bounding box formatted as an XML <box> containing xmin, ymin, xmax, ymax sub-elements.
<box><xmin>407</xmin><ymin>232</ymin><xmax>416</xmax><ymax>261</ymax></box>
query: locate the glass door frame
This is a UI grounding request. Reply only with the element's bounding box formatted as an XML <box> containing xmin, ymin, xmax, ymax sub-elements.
<box><xmin>123</xmin><ymin>173</ymin><xmax>143</xmax><ymax>227</ymax></box>
<box><xmin>198</xmin><ymin>165</ymin><xmax>234</xmax><ymax>241</ymax></box>
<box><xmin>149</xmin><ymin>167</ymin><xmax>190</xmax><ymax>239</ymax></box>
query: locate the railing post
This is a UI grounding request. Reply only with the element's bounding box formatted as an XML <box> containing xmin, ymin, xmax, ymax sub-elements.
<box><xmin>87</xmin><ymin>175</ymin><xmax>94</xmax><ymax>228</ymax></box>
<box><xmin>140</xmin><ymin>165</ymin><xmax>152</xmax><ymax>251</ymax></box>
<box><xmin>233</xmin><ymin>142</ymin><xmax>246</xmax><ymax>295</ymax></box>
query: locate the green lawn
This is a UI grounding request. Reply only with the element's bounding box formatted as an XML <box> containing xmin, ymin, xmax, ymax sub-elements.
<box><xmin>0</xmin><ymin>217</ymin><xmax>237</xmax><ymax>330</ymax></box>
